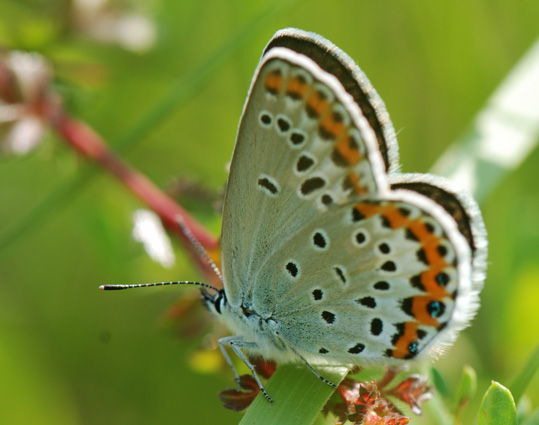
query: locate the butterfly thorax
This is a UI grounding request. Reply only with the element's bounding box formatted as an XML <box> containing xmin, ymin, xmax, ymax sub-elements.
<box><xmin>203</xmin><ymin>289</ymin><xmax>296</xmax><ymax>362</ymax></box>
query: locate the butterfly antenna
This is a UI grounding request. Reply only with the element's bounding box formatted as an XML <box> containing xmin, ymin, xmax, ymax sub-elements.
<box><xmin>176</xmin><ymin>215</ymin><xmax>223</xmax><ymax>282</ymax></box>
<box><xmin>99</xmin><ymin>281</ymin><xmax>219</xmax><ymax>292</ymax></box>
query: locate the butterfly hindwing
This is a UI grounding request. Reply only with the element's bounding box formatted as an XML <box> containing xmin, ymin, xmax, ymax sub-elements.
<box><xmin>258</xmin><ymin>188</ymin><xmax>478</xmax><ymax>363</ymax></box>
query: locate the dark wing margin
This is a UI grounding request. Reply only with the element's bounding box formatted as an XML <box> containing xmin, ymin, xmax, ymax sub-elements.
<box><xmin>264</xmin><ymin>28</ymin><xmax>399</xmax><ymax>174</ymax></box>
<box><xmin>388</xmin><ymin>173</ymin><xmax>488</xmax><ymax>265</ymax></box>
<box><xmin>391</xmin><ymin>181</ymin><xmax>476</xmax><ymax>251</ymax></box>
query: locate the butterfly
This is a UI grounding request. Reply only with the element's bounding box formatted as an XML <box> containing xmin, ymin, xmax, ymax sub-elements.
<box><xmin>102</xmin><ymin>28</ymin><xmax>487</xmax><ymax>403</ymax></box>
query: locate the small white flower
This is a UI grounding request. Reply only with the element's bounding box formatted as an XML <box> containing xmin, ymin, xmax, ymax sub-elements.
<box><xmin>73</xmin><ymin>0</ymin><xmax>156</xmax><ymax>53</ymax></box>
<box><xmin>3</xmin><ymin>116</ymin><xmax>46</xmax><ymax>154</ymax></box>
<box><xmin>0</xmin><ymin>51</ymin><xmax>56</xmax><ymax>155</ymax></box>
<box><xmin>132</xmin><ymin>209</ymin><xmax>176</xmax><ymax>268</ymax></box>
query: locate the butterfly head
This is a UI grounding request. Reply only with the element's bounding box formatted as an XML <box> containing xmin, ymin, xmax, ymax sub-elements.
<box><xmin>202</xmin><ymin>288</ymin><xmax>228</xmax><ymax>316</ymax></box>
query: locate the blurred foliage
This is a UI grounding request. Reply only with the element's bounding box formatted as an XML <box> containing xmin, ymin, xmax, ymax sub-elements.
<box><xmin>0</xmin><ymin>0</ymin><xmax>538</xmax><ymax>424</ymax></box>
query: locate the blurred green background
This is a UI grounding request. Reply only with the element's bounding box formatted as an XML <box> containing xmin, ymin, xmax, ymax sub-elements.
<box><xmin>1</xmin><ymin>0</ymin><xmax>538</xmax><ymax>424</ymax></box>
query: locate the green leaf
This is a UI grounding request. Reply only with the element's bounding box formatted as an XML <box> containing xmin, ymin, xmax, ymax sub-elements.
<box><xmin>430</xmin><ymin>367</ymin><xmax>450</xmax><ymax>399</ymax></box>
<box><xmin>239</xmin><ymin>364</ymin><xmax>348</xmax><ymax>425</ymax></box>
<box><xmin>454</xmin><ymin>365</ymin><xmax>477</xmax><ymax>425</ymax></box>
<box><xmin>456</xmin><ymin>365</ymin><xmax>477</xmax><ymax>407</ymax></box>
<box><xmin>510</xmin><ymin>343</ymin><xmax>539</xmax><ymax>404</ymax></box>
<box><xmin>477</xmin><ymin>381</ymin><xmax>517</xmax><ymax>425</ymax></box>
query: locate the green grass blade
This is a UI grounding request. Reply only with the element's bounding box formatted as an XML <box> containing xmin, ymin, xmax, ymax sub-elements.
<box><xmin>509</xmin><ymin>342</ymin><xmax>539</xmax><ymax>405</ymax></box>
<box><xmin>431</xmin><ymin>37</ymin><xmax>539</xmax><ymax>201</ymax></box>
<box><xmin>239</xmin><ymin>365</ymin><xmax>348</xmax><ymax>425</ymax></box>
<box><xmin>477</xmin><ymin>381</ymin><xmax>517</xmax><ymax>425</ymax></box>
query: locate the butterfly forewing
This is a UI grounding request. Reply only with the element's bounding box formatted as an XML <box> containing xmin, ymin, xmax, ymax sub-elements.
<box><xmin>221</xmin><ymin>48</ymin><xmax>386</xmax><ymax>307</ymax></box>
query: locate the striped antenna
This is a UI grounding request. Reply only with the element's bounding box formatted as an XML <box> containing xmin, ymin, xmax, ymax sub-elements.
<box><xmin>175</xmin><ymin>215</ymin><xmax>223</xmax><ymax>282</ymax></box>
<box><xmin>99</xmin><ymin>281</ymin><xmax>219</xmax><ymax>292</ymax></box>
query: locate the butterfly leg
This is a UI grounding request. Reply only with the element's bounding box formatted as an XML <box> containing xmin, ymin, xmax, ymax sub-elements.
<box><xmin>288</xmin><ymin>344</ymin><xmax>338</xmax><ymax>389</ymax></box>
<box><xmin>217</xmin><ymin>336</ymin><xmax>241</xmax><ymax>386</ymax></box>
<box><xmin>218</xmin><ymin>336</ymin><xmax>273</xmax><ymax>402</ymax></box>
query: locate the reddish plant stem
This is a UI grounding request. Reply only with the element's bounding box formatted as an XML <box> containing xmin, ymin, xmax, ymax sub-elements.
<box><xmin>377</xmin><ymin>367</ymin><xmax>398</xmax><ymax>390</ymax></box>
<box><xmin>52</xmin><ymin>111</ymin><xmax>220</xmax><ymax>283</ymax></box>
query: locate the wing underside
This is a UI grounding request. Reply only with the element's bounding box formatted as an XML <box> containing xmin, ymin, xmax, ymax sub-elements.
<box><xmin>220</xmin><ymin>29</ymin><xmax>486</xmax><ymax>364</ymax></box>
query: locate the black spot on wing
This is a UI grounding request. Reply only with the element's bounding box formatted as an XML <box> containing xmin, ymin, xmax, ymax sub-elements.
<box><xmin>300</xmin><ymin>177</ymin><xmax>325</xmax><ymax>195</ymax></box>
<box><xmin>297</xmin><ymin>155</ymin><xmax>315</xmax><ymax>172</ymax></box>
<box><xmin>322</xmin><ymin>311</ymin><xmax>335</xmax><ymax>324</ymax></box>
<box><xmin>321</xmin><ymin>194</ymin><xmax>333</xmax><ymax>205</ymax></box>
<box><xmin>313</xmin><ymin>231</ymin><xmax>327</xmax><ymax>249</ymax></box>
<box><xmin>378</xmin><ymin>243</ymin><xmax>391</xmax><ymax>254</ymax></box>
<box><xmin>286</xmin><ymin>261</ymin><xmax>298</xmax><ymax>277</ymax></box>
<box><xmin>333</xmin><ymin>266</ymin><xmax>347</xmax><ymax>284</ymax></box>
<box><xmin>258</xmin><ymin>176</ymin><xmax>279</xmax><ymax>195</ymax></box>
<box><xmin>290</xmin><ymin>131</ymin><xmax>306</xmax><ymax>146</ymax></box>
<box><xmin>276</xmin><ymin>117</ymin><xmax>291</xmax><ymax>133</ymax></box>
<box><xmin>312</xmin><ymin>289</ymin><xmax>323</xmax><ymax>301</ymax></box>
<box><xmin>374</xmin><ymin>281</ymin><xmax>390</xmax><ymax>291</ymax></box>
<box><xmin>371</xmin><ymin>318</ymin><xmax>383</xmax><ymax>335</ymax></box>
<box><xmin>357</xmin><ymin>297</ymin><xmax>376</xmax><ymax>308</ymax></box>
<box><xmin>348</xmin><ymin>343</ymin><xmax>365</xmax><ymax>354</ymax></box>
<box><xmin>381</xmin><ymin>261</ymin><xmax>396</xmax><ymax>272</ymax></box>
<box><xmin>436</xmin><ymin>272</ymin><xmax>449</xmax><ymax>287</ymax></box>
